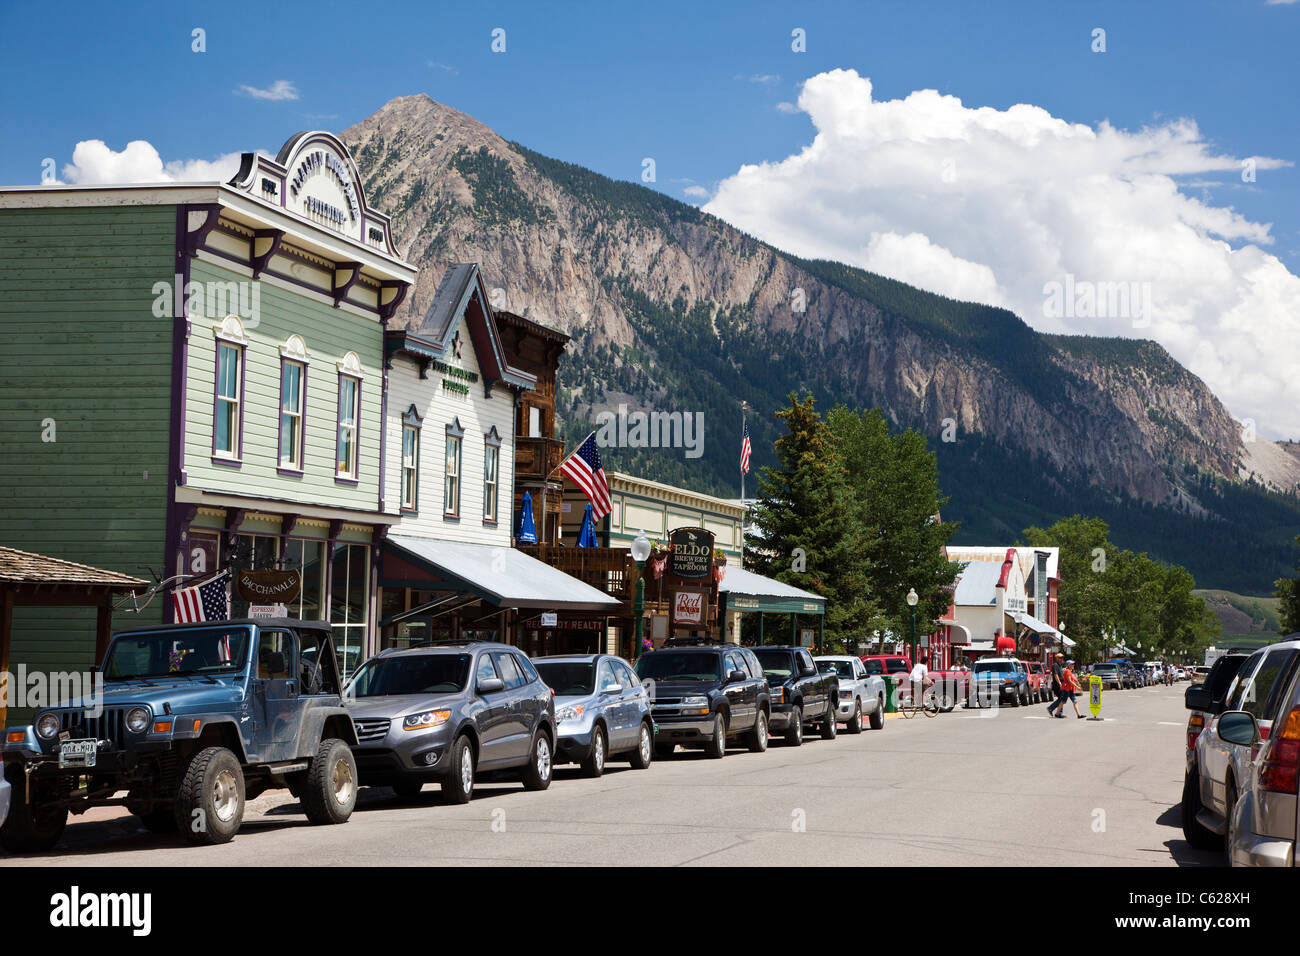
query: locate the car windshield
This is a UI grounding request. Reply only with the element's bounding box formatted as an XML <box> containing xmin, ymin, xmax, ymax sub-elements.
<box><xmin>348</xmin><ymin>653</ymin><xmax>470</xmax><ymax>697</ymax></box>
<box><xmin>974</xmin><ymin>661</ymin><xmax>1014</xmax><ymax>675</ymax></box>
<box><xmin>1093</xmin><ymin>664</ymin><xmax>1117</xmax><ymax>673</ymax></box>
<box><xmin>818</xmin><ymin>660</ymin><xmax>856</xmax><ymax>678</ymax></box>
<box><xmin>535</xmin><ymin>662</ymin><xmax>595</xmax><ymax>696</ymax></box>
<box><xmin>753</xmin><ymin>649</ymin><xmax>795</xmax><ymax>677</ymax></box>
<box><xmin>103</xmin><ymin>626</ymin><xmax>252</xmax><ymax>679</ymax></box>
<box><xmin>635</xmin><ymin>652</ymin><xmax>720</xmax><ymax>682</ymax></box>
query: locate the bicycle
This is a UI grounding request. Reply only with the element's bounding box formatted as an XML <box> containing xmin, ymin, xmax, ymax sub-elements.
<box><xmin>895</xmin><ymin>679</ymin><xmax>940</xmax><ymax>718</ymax></box>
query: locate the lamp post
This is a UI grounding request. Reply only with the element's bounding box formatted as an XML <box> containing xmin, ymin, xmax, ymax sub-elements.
<box><xmin>631</xmin><ymin>530</ymin><xmax>651</xmax><ymax>660</ymax></box>
<box><xmin>906</xmin><ymin>588</ymin><xmax>919</xmax><ymax>665</ymax></box>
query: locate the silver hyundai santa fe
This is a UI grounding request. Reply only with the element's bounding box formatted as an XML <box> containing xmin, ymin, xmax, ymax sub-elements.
<box><xmin>343</xmin><ymin>641</ymin><xmax>556</xmax><ymax>804</ymax></box>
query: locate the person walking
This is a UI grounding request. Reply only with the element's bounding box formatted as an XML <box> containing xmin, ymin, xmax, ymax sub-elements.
<box><xmin>1046</xmin><ymin>653</ymin><xmax>1065</xmax><ymax>715</ymax></box>
<box><xmin>1059</xmin><ymin>660</ymin><xmax>1084</xmax><ymax>718</ymax></box>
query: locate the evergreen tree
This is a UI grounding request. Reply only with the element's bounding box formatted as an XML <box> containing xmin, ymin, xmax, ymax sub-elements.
<box><xmin>1276</xmin><ymin>534</ymin><xmax>1300</xmax><ymax>634</ymax></box>
<box><xmin>746</xmin><ymin>393</ymin><xmax>874</xmax><ymax>649</ymax></box>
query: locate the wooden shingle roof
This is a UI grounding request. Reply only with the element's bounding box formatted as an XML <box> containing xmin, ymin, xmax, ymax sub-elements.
<box><xmin>0</xmin><ymin>546</ymin><xmax>147</xmax><ymax>589</ymax></box>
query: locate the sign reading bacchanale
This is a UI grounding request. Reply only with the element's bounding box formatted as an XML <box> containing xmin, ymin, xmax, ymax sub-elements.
<box><xmin>668</xmin><ymin>527</ymin><xmax>715</xmax><ymax>580</ymax></box>
<box><xmin>234</xmin><ymin>569</ymin><xmax>301</xmax><ymax>605</ymax></box>
<box><xmin>673</xmin><ymin>589</ymin><xmax>706</xmax><ymax>626</ymax></box>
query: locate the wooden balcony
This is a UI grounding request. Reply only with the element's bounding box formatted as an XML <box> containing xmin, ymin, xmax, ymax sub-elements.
<box><xmin>515</xmin><ymin>436</ymin><xmax>565</xmax><ymax>480</ymax></box>
<box><xmin>518</xmin><ymin>543</ymin><xmax>636</xmax><ymax>606</ymax></box>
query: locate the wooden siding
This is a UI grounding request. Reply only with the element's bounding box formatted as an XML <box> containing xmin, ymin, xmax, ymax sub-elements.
<box><xmin>0</xmin><ymin>205</ymin><xmax>176</xmax><ymax>717</ymax></box>
<box><xmin>183</xmin><ymin>256</ymin><xmax>384</xmax><ymax>513</ymax></box>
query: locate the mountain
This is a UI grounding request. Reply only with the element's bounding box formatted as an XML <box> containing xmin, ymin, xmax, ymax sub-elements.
<box><xmin>341</xmin><ymin>94</ymin><xmax>1300</xmax><ymax>594</ymax></box>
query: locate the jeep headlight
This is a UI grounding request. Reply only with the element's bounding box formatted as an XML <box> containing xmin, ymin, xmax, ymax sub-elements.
<box><xmin>403</xmin><ymin>710</ymin><xmax>450</xmax><ymax>731</ymax></box>
<box><xmin>126</xmin><ymin>707</ymin><xmax>150</xmax><ymax>734</ymax></box>
<box><xmin>556</xmin><ymin>705</ymin><xmax>585</xmax><ymax>723</ymax></box>
<box><xmin>36</xmin><ymin>713</ymin><xmax>59</xmax><ymax>739</ymax></box>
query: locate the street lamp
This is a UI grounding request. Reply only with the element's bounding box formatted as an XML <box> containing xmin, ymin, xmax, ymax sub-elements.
<box><xmin>906</xmin><ymin>588</ymin><xmax>919</xmax><ymax>665</ymax></box>
<box><xmin>631</xmin><ymin>530</ymin><xmax>651</xmax><ymax>660</ymax></box>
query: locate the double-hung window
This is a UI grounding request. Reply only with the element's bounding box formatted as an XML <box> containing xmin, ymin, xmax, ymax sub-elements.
<box><xmin>401</xmin><ymin>406</ymin><xmax>422</xmax><ymax>513</ymax></box>
<box><xmin>336</xmin><ymin>375</ymin><xmax>360</xmax><ymax>480</ymax></box>
<box><xmin>483</xmin><ymin>428</ymin><xmax>501</xmax><ymax>523</ymax></box>
<box><xmin>213</xmin><ymin>316</ymin><xmax>248</xmax><ymax>462</ymax></box>
<box><xmin>444</xmin><ymin>419</ymin><xmax>463</xmax><ymax>517</ymax></box>
<box><xmin>279</xmin><ymin>360</ymin><xmax>305</xmax><ymax>470</ymax></box>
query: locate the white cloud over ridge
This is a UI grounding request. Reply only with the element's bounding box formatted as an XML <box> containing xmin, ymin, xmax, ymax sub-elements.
<box><xmin>60</xmin><ymin>140</ymin><xmax>256</xmax><ymax>185</ymax></box>
<box><xmin>704</xmin><ymin>69</ymin><xmax>1300</xmax><ymax>439</ymax></box>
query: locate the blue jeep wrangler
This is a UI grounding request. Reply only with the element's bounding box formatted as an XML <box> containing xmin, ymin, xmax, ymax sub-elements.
<box><xmin>1</xmin><ymin>618</ymin><xmax>359</xmax><ymax>852</ymax></box>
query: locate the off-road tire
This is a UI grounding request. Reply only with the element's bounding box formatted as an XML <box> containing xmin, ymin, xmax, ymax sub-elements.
<box><xmin>175</xmin><ymin>746</ymin><xmax>244</xmax><ymax>845</ymax></box>
<box><xmin>0</xmin><ymin>765</ymin><xmax>67</xmax><ymax>853</ymax></box>
<box><xmin>302</xmin><ymin>738</ymin><xmax>357</xmax><ymax>825</ymax></box>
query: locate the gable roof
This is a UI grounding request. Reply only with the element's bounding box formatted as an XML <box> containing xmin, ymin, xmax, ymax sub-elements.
<box><xmin>952</xmin><ymin>560</ymin><xmax>1003</xmax><ymax>607</ymax></box>
<box><xmin>386</xmin><ymin>263</ymin><xmax>536</xmax><ymax>392</ymax></box>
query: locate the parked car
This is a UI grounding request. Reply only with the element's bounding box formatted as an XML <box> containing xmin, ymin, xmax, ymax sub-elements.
<box><xmin>635</xmin><ymin>640</ymin><xmax>770</xmax><ymax>758</ymax></box>
<box><xmin>1183</xmin><ymin>653</ymin><xmax>1249</xmax><ymax>756</ymax></box>
<box><xmin>860</xmin><ymin>654</ymin><xmax>912</xmax><ymax>679</ymax></box>
<box><xmin>1090</xmin><ymin>662</ymin><xmax>1124</xmax><ymax>691</ymax></box>
<box><xmin>969</xmin><ymin>657</ymin><xmax>1031</xmax><ymax>707</ymax></box>
<box><xmin>752</xmin><ymin>646</ymin><xmax>838</xmax><ymax>745</ymax></box>
<box><xmin>533</xmin><ymin>654</ymin><xmax>653</xmax><ymax>777</ymax></box>
<box><xmin>1110</xmin><ymin>660</ymin><xmax>1139</xmax><ymax>689</ymax></box>
<box><xmin>344</xmin><ymin>640</ymin><xmax>556</xmax><ymax>804</ymax></box>
<box><xmin>1221</xmin><ymin>652</ymin><xmax>1300</xmax><ymax>866</ymax></box>
<box><xmin>1</xmin><ymin>619</ymin><xmax>359</xmax><ymax>852</ymax></box>
<box><xmin>1025</xmin><ymin>662</ymin><xmax>1050</xmax><ymax>703</ymax></box>
<box><xmin>815</xmin><ymin>655</ymin><xmax>887</xmax><ymax>731</ymax></box>
<box><xmin>1191</xmin><ymin>666</ymin><xmax>1211</xmax><ymax>686</ymax></box>
<box><xmin>1183</xmin><ymin>639</ymin><xmax>1300</xmax><ymax>854</ymax></box>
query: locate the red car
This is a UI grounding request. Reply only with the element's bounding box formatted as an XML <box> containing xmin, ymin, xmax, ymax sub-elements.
<box><xmin>860</xmin><ymin>654</ymin><xmax>912</xmax><ymax>678</ymax></box>
<box><xmin>1025</xmin><ymin>662</ymin><xmax>1051</xmax><ymax>703</ymax></box>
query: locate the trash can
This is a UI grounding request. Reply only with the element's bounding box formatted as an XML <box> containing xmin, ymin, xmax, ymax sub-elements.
<box><xmin>883</xmin><ymin>675</ymin><xmax>898</xmax><ymax>714</ymax></box>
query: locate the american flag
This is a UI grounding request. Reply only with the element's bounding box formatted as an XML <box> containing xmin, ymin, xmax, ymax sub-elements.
<box><xmin>560</xmin><ymin>432</ymin><xmax>612</xmax><ymax>519</ymax></box>
<box><xmin>172</xmin><ymin>571</ymin><xmax>230</xmax><ymax>624</ymax></box>
<box><xmin>740</xmin><ymin>419</ymin><xmax>752</xmax><ymax>476</ymax></box>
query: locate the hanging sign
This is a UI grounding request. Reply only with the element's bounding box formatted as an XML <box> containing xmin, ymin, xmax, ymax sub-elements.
<box><xmin>669</xmin><ymin>527</ymin><xmax>715</xmax><ymax>580</ymax></box>
<box><xmin>672</xmin><ymin>589</ymin><xmax>706</xmax><ymax>626</ymax></box>
<box><xmin>235</xmin><ymin>569</ymin><xmax>301</xmax><ymax>604</ymax></box>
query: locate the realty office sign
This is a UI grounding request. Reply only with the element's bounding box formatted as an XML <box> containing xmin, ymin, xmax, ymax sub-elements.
<box><xmin>669</xmin><ymin>527</ymin><xmax>715</xmax><ymax>580</ymax></box>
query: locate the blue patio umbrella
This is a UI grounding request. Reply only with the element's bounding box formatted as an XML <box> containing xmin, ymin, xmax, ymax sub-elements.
<box><xmin>576</xmin><ymin>503</ymin><xmax>597</xmax><ymax>548</ymax></box>
<box><xmin>517</xmin><ymin>491</ymin><xmax>537</xmax><ymax>544</ymax></box>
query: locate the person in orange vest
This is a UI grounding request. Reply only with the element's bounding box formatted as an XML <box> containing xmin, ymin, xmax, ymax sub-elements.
<box><xmin>1051</xmin><ymin>658</ymin><xmax>1084</xmax><ymax>719</ymax></box>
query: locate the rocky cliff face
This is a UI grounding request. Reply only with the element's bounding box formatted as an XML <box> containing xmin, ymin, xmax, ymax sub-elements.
<box><xmin>340</xmin><ymin>93</ymin><xmax>1300</xmax><ymax>517</ymax></box>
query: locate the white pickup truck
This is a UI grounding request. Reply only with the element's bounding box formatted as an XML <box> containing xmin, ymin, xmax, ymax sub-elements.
<box><xmin>815</xmin><ymin>656</ymin><xmax>888</xmax><ymax>732</ymax></box>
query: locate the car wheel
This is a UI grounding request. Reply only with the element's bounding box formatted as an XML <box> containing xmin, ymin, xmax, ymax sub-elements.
<box><xmin>0</xmin><ymin>766</ymin><xmax>67</xmax><ymax>853</ymax></box>
<box><xmin>440</xmin><ymin>735</ymin><xmax>475</xmax><ymax>804</ymax></box>
<box><xmin>847</xmin><ymin>700</ymin><xmax>863</xmax><ymax>734</ymax></box>
<box><xmin>869</xmin><ymin>696</ymin><xmax>884</xmax><ymax>730</ymax></box>
<box><xmin>746</xmin><ymin>709</ymin><xmax>769</xmax><ymax>753</ymax></box>
<box><xmin>1181</xmin><ymin>765</ymin><xmax>1223</xmax><ymax>850</ymax></box>
<box><xmin>1224</xmin><ymin>777</ymin><xmax>1238</xmax><ymax>865</ymax></box>
<box><xmin>628</xmin><ymin>722</ymin><xmax>654</xmax><ymax>769</ymax></box>
<box><xmin>820</xmin><ymin>703</ymin><xmax>838</xmax><ymax>740</ymax></box>
<box><xmin>703</xmin><ymin>712</ymin><xmax>727</xmax><ymax>759</ymax></box>
<box><xmin>391</xmin><ymin>779</ymin><xmax>423</xmax><ymax>800</ymax></box>
<box><xmin>580</xmin><ymin>724</ymin><xmax>607</xmax><ymax>778</ymax></box>
<box><xmin>521</xmin><ymin>729</ymin><xmax>554</xmax><ymax>790</ymax></box>
<box><xmin>785</xmin><ymin>706</ymin><xmax>803</xmax><ymax>746</ymax></box>
<box><xmin>174</xmin><ymin>746</ymin><xmax>245</xmax><ymax>845</ymax></box>
<box><xmin>302</xmin><ymin>738</ymin><xmax>357</xmax><ymax>826</ymax></box>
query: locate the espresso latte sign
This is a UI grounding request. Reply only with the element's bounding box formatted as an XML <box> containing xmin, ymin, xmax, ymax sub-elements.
<box><xmin>668</xmin><ymin>527</ymin><xmax>715</xmax><ymax>580</ymax></box>
<box><xmin>234</xmin><ymin>569</ymin><xmax>301</xmax><ymax>604</ymax></box>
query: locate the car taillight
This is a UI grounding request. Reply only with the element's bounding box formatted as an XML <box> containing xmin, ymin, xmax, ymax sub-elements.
<box><xmin>1187</xmin><ymin>713</ymin><xmax>1205</xmax><ymax>751</ymax></box>
<box><xmin>1258</xmin><ymin>707</ymin><xmax>1300</xmax><ymax>795</ymax></box>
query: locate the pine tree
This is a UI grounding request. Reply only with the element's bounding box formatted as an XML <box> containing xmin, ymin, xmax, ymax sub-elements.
<box><xmin>1276</xmin><ymin>534</ymin><xmax>1300</xmax><ymax>634</ymax></box>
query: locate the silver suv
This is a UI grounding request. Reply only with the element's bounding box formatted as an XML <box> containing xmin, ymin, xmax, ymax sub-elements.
<box><xmin>533</xmin><ymin>654</ymin><xmax>654</xmax><ymax>777</ymax></box>
<box><xmin>344</xmin><ymin>641</ymin><xmax>556</xmax><ymax>804</ymax></box>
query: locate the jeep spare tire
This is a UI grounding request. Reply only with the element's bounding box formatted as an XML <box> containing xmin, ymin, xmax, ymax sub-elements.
<box><xmin>175</xmin><ymin>746</ymin><xmax>245</xmax><ymax>845</ymax></box>
<box><xmin>302</xmin><ymin>738</ymin><xmax>357</xmax><ymax>825</ymax></box>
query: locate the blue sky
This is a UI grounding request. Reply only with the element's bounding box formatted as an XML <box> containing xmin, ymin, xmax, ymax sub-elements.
<box><xmin>3</xmin><ymin>0</ymin><xmax>1299</xmax><ymax>438</ymax></box>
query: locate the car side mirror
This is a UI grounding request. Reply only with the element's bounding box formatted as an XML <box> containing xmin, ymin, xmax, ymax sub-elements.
<box><xmin>1184</xmin><ymin>686</ymin><xmax>1210</xmax><ymax>712</ymax></box>
<box><xmin>478</xmin><ymin>677</ymin><xmax>506</xmax><ymax>695</ymax></box>
<box><xmin>601</xmin><ymin>684</ymin><xmax>623</xmax><ymax>695</ymax></box>
<box><xmin>1217</xmin><ymin>710</ymin><xmax>1259</xmax><ymax>747</ymax></box>
<box><xmin>726</xmin><ymin>669</ymin><xmax>746</xmax><ymax>684</ymax></box>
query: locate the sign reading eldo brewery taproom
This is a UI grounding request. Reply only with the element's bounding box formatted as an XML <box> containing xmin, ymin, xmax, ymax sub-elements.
<box><xmin>669</xmin><ymin>527</ymin><xmax>715</xmax><ymax>579</ymax></box>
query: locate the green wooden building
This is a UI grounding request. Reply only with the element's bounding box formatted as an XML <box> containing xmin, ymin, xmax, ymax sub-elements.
<box><xmin>0</xmin><ymin>131</ymin><xmax>416</xmax><ymax>698</ymax></box>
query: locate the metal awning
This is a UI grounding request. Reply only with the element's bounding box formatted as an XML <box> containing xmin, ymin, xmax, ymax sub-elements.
<box><xmin>385</xmin><ymin>536</ymin><xmax>621</xmax><ymax>612</ymax></box>
<box><xmin>718</xmin><ymin>566</ymin><xmax>825</xmax><ymax>615</ymax></box>
<box><xmin>939</xmin><ymin>619</ymin><xmax>972</xmax><ymax>645</ymax></box>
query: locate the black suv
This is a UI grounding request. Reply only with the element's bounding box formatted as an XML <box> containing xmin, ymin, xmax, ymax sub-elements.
<box><xmin>752</xmin><ymin>646</ymin><xmax>840</xmax><ymax>746</ymax></box>
<box><xmin>344</xmin><ymin>641</ymin><xmax>556</xmax><ymax>803</ymax></box>
<box><xmin>634</xmin><ymin>640</ymin><xmax>771</xmax><ymax>758</ymax></box>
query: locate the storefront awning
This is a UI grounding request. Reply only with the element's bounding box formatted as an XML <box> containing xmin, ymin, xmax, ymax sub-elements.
<box><xmin>718</xmin><ymin>566</ymin><xmax>825</xmax><ymax>615</ymax></box>
<box><xmin>1014</xmin><ymin>611</ymin><xmax>1056</xmax><ymax>635</ymax></box>
<box><xmin>939</xmin><ymin>619</ymin><xmax>972</xmax><ymax>645</ymax></box>
<box><xmin>385</xmin><ymin>535</ymin><xmax>622</xmax><ymax>612</ymax></box>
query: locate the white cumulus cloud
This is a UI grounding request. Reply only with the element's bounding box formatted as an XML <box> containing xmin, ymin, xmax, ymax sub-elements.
<box><xmin>60</xmin><ymin>140</ymin><xmax>255</xmax><ymax>185</ymax></box>
<box><xmin>704</xmin><ymin>69</ymin><xmax>1300</xmax><ymax>439</ymax></box>
<box><xmin>236</xmin><ymin>80</ymin><xmax>299</xmax><ymax>101</ymax></box>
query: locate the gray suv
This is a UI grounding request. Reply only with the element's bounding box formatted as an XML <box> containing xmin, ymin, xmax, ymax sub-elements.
<box><xmin>534</xmin><ymin>654</ymin><xmax>654</xmax><ymax>777</ymax></box>
<box><xmin>344</xmin><ymin>641</ymin><xmax>556</xmax><ymax>804</ymax></box>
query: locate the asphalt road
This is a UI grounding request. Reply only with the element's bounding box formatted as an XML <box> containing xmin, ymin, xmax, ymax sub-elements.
<box><xmin>4</xmin><ymin>682</ymin><xmax>1226</xmax><ymax>867</ymax></box>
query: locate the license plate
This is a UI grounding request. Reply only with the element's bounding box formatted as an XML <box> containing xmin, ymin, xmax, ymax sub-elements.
<box><xmin>59</xmin><ymin>738</ymin><xmax>97</xmax><ymax>769</ymax></box>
